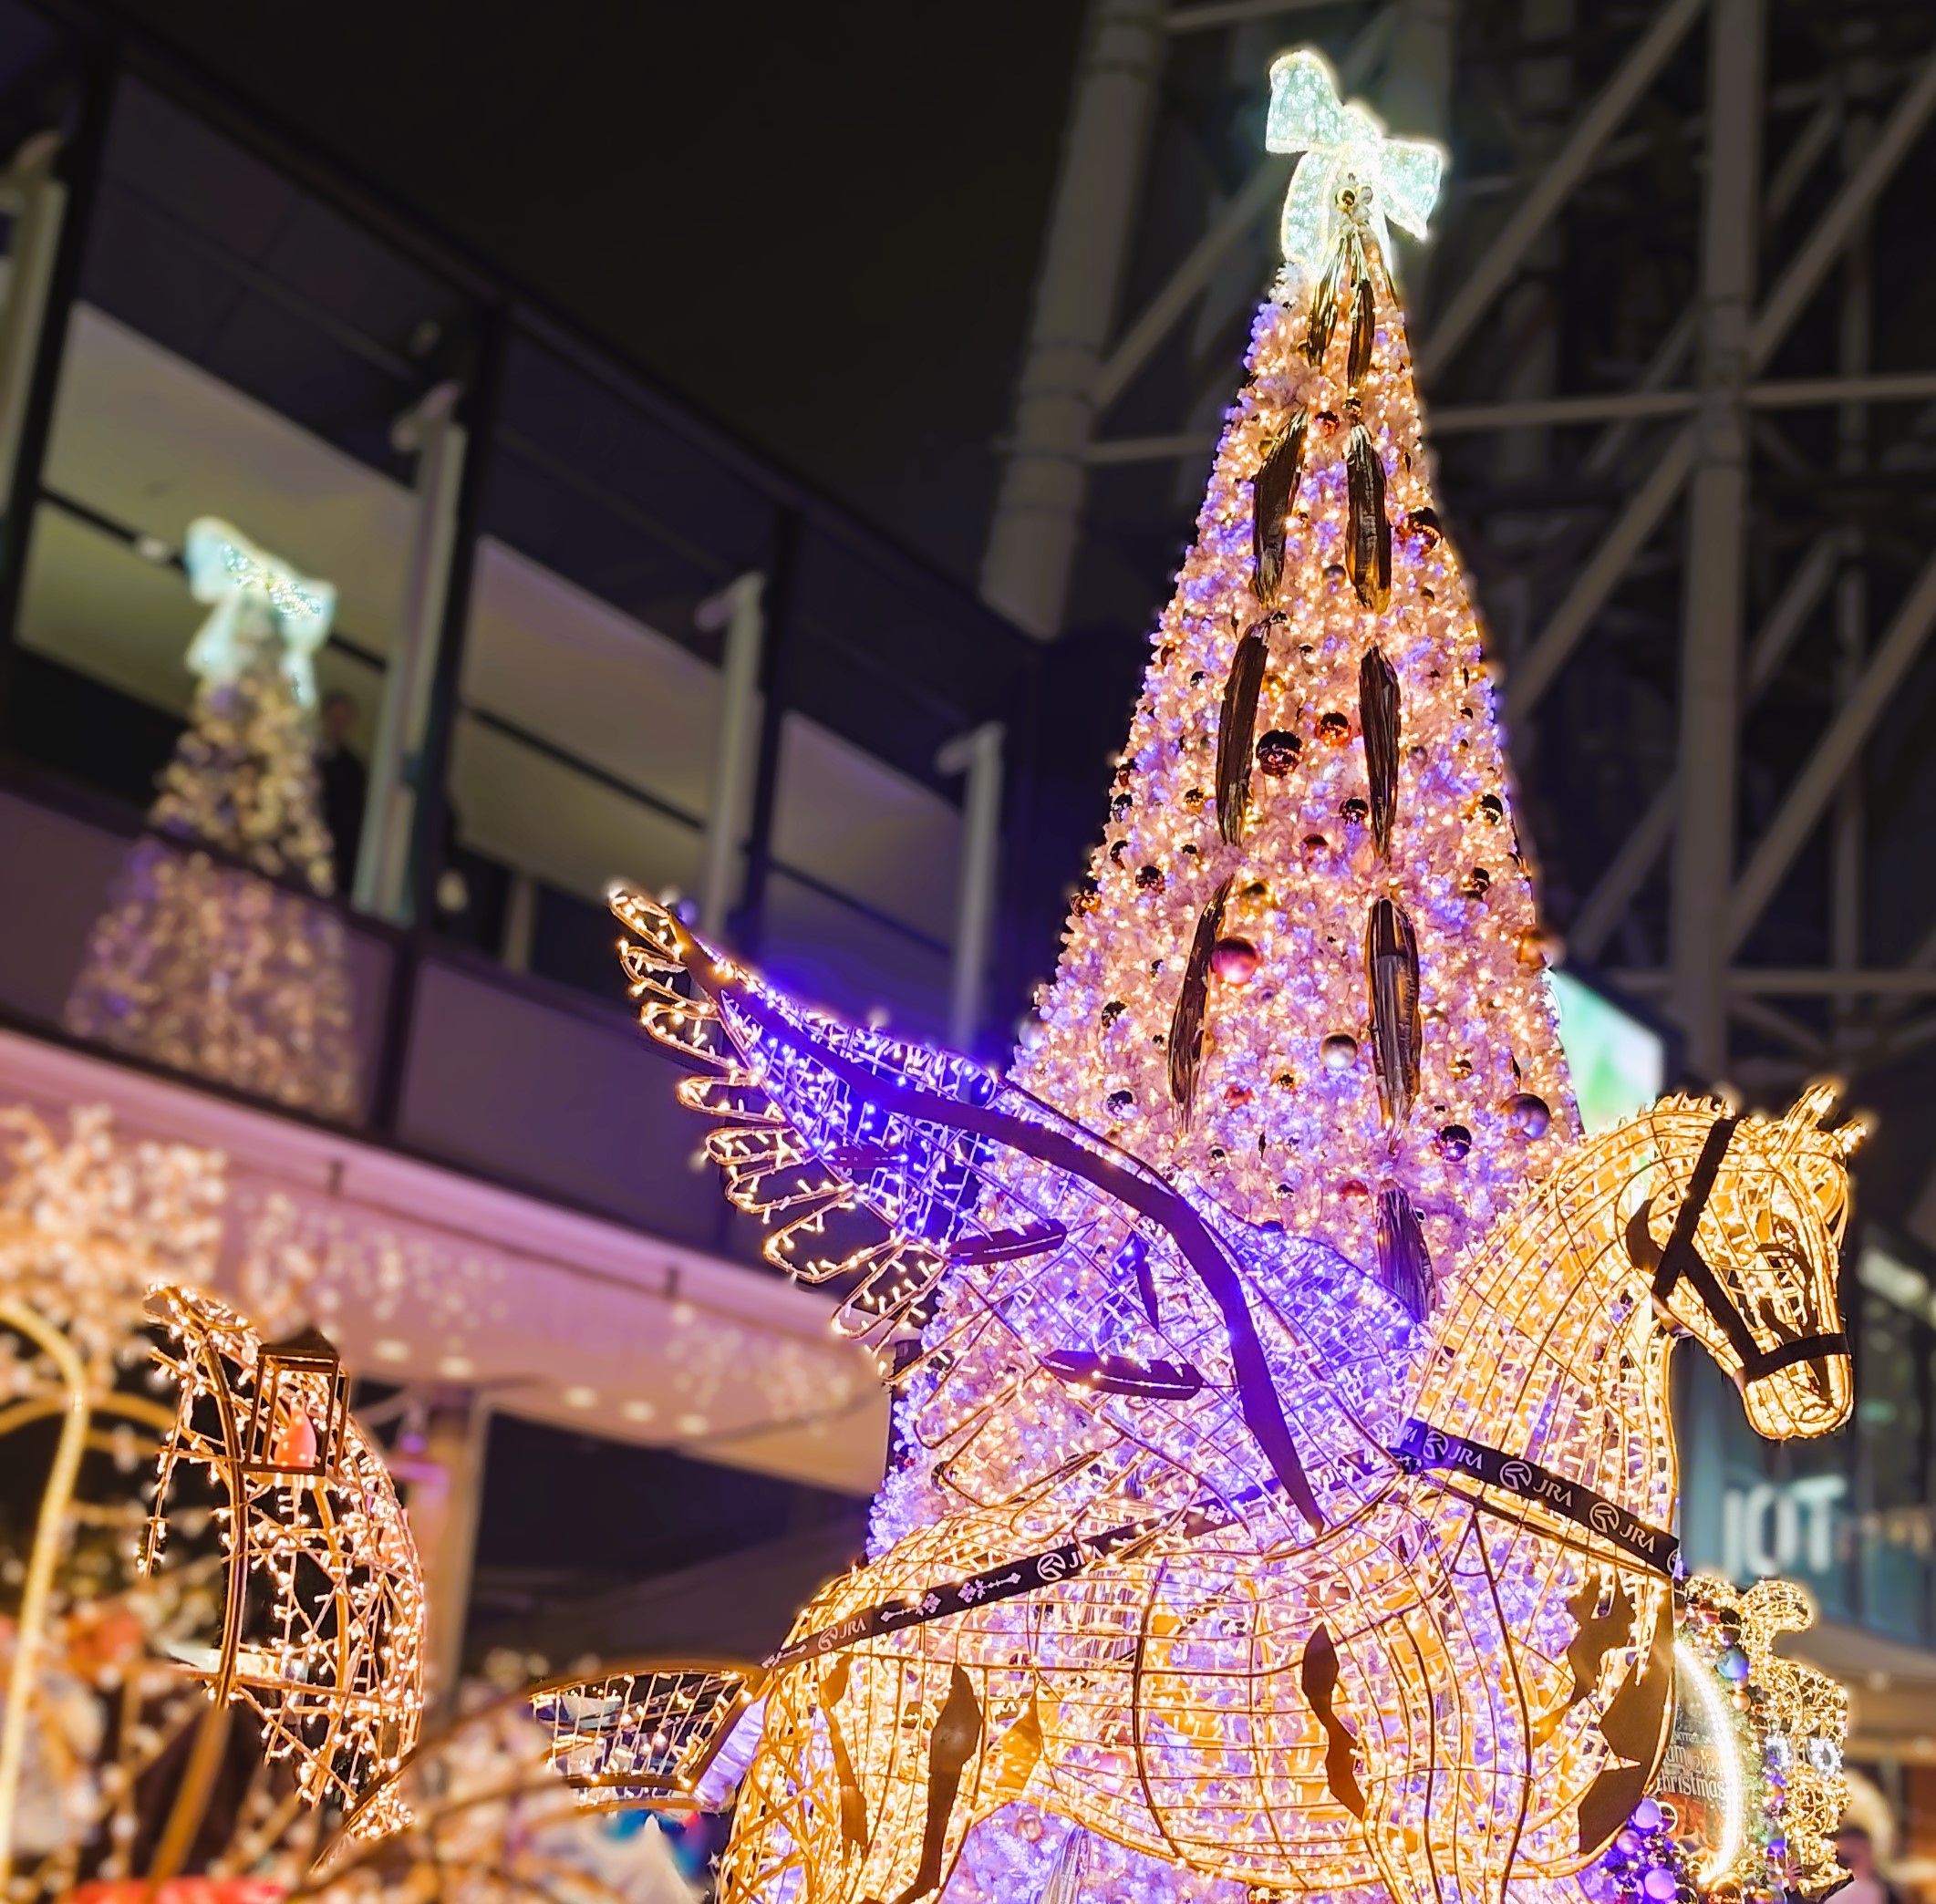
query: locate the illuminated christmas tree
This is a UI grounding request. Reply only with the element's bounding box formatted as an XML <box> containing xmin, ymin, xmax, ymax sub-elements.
<box><xmin>65</xmin><ymin>521</ymin><xmax>360</xmax><ymax>1118</ymax></box>
<box><xmin>346</xmin><ymin>50</ymin><xmax>1851</xmax><ymax>1904</ymax></box>
<box><xmin>1014</xmin><ymin>50</ymin><xmax>1577</xmax><ymax>1305</ymax></box>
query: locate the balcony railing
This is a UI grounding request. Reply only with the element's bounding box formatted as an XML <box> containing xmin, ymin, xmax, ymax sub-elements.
<box><xmin>0</xmin><ymin>9</ymin><xmax>1051</xmax><ymax>1262</ymax></box>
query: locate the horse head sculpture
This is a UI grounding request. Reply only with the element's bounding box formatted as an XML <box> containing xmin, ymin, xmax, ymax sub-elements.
<box><xmin>1628</xmin><ymin>1087</ymin><xmax>1858</xmax><ymax>1442</ymax></box>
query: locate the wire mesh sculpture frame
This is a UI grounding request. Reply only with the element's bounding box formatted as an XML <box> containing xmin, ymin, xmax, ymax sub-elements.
<box><xmin>140</xmin><ymin>1287</ymin><xmax>425</xmax><ymax>1824</ymax></box>
<box><xmin>579</xmin><ymin>891</ymin><xmax>1863</xmax><ymax>1904</ymax></box>
<box><xmin>296</xmin><ymin>1673</ymin><xmax>737</xmax><ymax>1904</ymax></box>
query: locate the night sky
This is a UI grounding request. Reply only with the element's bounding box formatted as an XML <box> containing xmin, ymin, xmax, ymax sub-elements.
<box><xmin>112</xmin><ymin>0</ymin><xmax>1089</xmax><ymax>584</ymax></box>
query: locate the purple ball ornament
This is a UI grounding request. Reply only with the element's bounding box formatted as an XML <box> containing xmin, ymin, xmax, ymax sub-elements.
<box><xmin>1632</xmin><ymin>1798</ymin><xmax>1663</xmax><ymax>1832</ymax></box>
<box><xmin>1643</xmin><ymin>1868</ymin><xmax>1679</xmax><ymax>1901</ymax></box>
<box><xmin>1506</xmin><ymin>1092</ymin><xmax>1552</xmax><ymax>1137</ymax></box>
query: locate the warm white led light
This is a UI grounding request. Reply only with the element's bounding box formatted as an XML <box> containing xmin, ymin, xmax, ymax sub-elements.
<box><xmin>183</xmin><ymin>516</ymin><xmax>336</xmax><ymax>708</ymax></box>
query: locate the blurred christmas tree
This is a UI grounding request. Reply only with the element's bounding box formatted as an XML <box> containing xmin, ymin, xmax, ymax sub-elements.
<box><xmin>65</xmin><ymin>521</ymin><xmax>360</xmax><ymax>1118</ymax></box>
<box><xmin>1012</xmin><ymin>51</ymin><xmax>1579</xmax><ymax>1309</ymax></box>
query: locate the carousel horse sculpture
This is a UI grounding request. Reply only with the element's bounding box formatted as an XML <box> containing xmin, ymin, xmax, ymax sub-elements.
<box><xmin>519</xmin><ymin>895</ymin><xmax>1858</xmax><ymax>1904</ymax></box>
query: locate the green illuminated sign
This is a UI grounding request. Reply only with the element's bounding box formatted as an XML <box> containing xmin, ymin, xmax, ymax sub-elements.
<box><xmin>1550</xmin><ymin>969</ymin><xmax>1664</xmax><ymax>1135</ymax></box>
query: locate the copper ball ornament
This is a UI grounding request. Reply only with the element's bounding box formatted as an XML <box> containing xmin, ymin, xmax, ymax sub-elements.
<box><xmin>1256</xmin><ymin>730</ymin><xmax>1302</xmax><ymax>776</ymax></box>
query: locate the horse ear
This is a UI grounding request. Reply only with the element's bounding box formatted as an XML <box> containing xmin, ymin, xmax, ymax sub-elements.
<box><xmin>1779</xmin><ymin>1078</ymin><xmax>1870</xmax><ymax>1158</ymax></box>
<box><xmin>1827</xmin><ymin>1114</ymin><xmax>1870</xmax><ymax>1159</ymax></box>
<box><xmin>1784</xmin><ymin>1079</ymin><xmax>1844</xmax><ymax>1135</ymax></box>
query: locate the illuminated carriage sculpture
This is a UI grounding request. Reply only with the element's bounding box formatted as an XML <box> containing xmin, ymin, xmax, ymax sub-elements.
<box><xmin>0</xmin><ymin>1111</ymin><xmax>424</xmax><ymax>1899</ymax></box>
<box><xmin>505</xmin><ymin>47</ymin><xmax>1857</xmax><ymax>1904</ymax></box>
<box><xmin>141</xmin><ymin>1287</ymin><xmax>426</xmax><ymax>1832</ymax></box>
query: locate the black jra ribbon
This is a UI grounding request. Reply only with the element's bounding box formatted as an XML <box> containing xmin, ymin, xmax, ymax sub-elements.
<box><xmin>1395</xmin><ymin>1417</ymin><xmax>1679</xmax><ymax>1576</ymax></box>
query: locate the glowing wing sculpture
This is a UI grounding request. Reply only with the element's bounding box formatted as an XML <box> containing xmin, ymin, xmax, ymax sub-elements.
<box><xmin>612</xmin><ymin>892</ymin><xmax>1420</xmax><ymax>1550</ymax></box>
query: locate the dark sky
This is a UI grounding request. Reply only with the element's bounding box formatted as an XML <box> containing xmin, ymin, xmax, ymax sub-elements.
<box><xmin>113</xmin><ymin>0</ymin><xmax>1089</xmax><ymax>584</ymax></box>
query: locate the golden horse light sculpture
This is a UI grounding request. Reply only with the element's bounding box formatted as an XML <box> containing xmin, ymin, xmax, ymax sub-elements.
<box><xmin>513</xmin><ymin>896</ymin><xmax>1856</xmax><ymax>1904</ymax></box>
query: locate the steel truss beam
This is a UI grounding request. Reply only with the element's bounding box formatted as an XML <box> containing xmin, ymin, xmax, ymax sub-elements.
<box><xmin>1724</xmin><ymin>546</ymin><xmax>1936</xmax><ymax>956</ymax></box>
<box><xmin>1567</xmin><ymin>531</ymin><xmax>1839</xmax><ymax>961</ymax></box>
<box><xmin>1613</xmin><ymin>969</ymin><xmax>1936</xmax><ymax>997</ymax></box>
<box><xmin>1090</xmin><ymin>6</ymin><xmax>1396</xmax><ymax>421</ymax></box>
<box><xmin>1506</xmin><ymin>35</ymin><xmax>1936</xmax><ymax>733</ymax></box>
<box><xmin>1084</xmin><ymin>369</ymin><xmax>1936</xmax><ymax>462</ymax></box>
<box><xmin>1413</xmin><ymin>0</ymin><xmax>1711</xmax><ymax>383</ymax></box>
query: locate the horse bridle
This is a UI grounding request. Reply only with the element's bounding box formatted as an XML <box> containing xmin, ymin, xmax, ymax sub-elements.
<box><xmin>1640</xmin><ymin>1115</ymin><xmax>1848</xmax><ymax>1384</ymax></box>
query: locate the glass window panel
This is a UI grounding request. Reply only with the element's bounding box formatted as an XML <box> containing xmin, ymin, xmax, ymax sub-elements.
<box><xmin>1859</xmin><ymin>1289</ymin><xmax>1927</xmax><ymax>1508</ymax></box>
<box><xmin>0</xmin><ymin>783</ymin><xmax>394</xmax><ymax>1123</ymax></box>
<box><xmin>485</xmin><ymin>335</ymin><xmax>776</xmax><ymax>635</ymax></box>
<box><xmin>16</xmin><ymin>500</ymin><xmax>187</xmax><ymax>708</ymax></box>
<box><xmin>771</xmin><ymin>712</ymin><xmax>959</xmax><ymax>942</ymax></box>
<box><xmin>461</xmin><ymin>535</ymin><xmax>723</xmax><ymax>823</ymax></box>
<box><xmin>1676</xmin><ymin>1355</ymin><xmax>1857</xmax><ymax>1619</ymax></box>
<box><xmin>399</xmin><ymin>959</ymin><xmax>722</xmax><ymax>1242</ymax></box>
<box><xmin>447</xmin><ymin>711</ymin><xmax>703</xmax><ymax>916</ymax></box>
<box><xmin>763</xmin><ymin>872</ymin><xmax>952</xmax><ymax>1045</ymax></box>
<box><xmin>13</xmin><ymin>68</ymin><xmax>476</xmax><ymax>907</ymax></box>
<box><xmin>36</xmin><ymin>305</ymin><xmax>417</xmax><ymax>672</ymax></box>
<box><xmin>83</xmin><ymin>78</ymin><xmax>465</xmax><ymax>477</ymax></box>
<box><xmin>0</xmin><ymin>69</ymin><xmax>481</xmax><ymax>1121</ymax></box>
<box><xmin>442</xmin><ymin>348</ymin><xmax>1027</xmax><ymax>1040</ymax></box>
<box><xmin>782</xmin><ymin>523</ymin><xmax>1034</xmax><ymax>792</ymax></box>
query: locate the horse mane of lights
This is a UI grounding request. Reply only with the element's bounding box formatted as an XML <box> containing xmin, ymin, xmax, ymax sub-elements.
<box><xmin>376</xmin><ymin>46</ymin><xmax>1862</xmax><ymax>1904</ymax></box>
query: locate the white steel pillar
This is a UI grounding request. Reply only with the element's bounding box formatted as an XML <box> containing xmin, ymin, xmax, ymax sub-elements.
<box><xmin>356</xmin><ymin>380</ymin><xmax>467</xmax><ymax>919</ymax></box>
<box><xmin>695</xmin><ymin>572</ymin><xmax>765</xmax><ymax>939</ymax></box>
<box><xmin>1670</xmin><ymin>0</ymin><xmax>1763</xmax><ymax>1079</ymax></box>
<box><xmin>980</xmin><ymin>0</ymin><xmax>1165</xmax><ymax>639</ymax></box>
<box><xmin>400</xmin><ymin>1390</ymin><xmax>492</xmax><ymax>1718</ymax></box>
<box><xmin>0</xmin><ymin>132</ymin><xmax>64</xmax><ymax>508</ymax></box>
<box><xmin>937</xmin><ymin>721</ymin><xmax>1005</xmax><ymax>1050</ymax></box>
